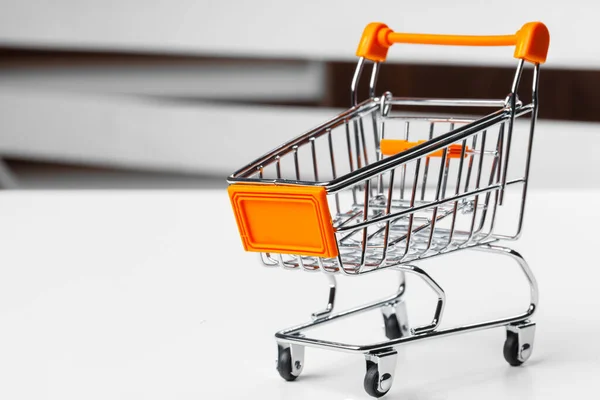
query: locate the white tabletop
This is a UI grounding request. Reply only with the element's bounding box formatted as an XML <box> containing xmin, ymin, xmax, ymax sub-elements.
<box><xmin>0</xmin><ymin>189</ymin><xmax>597</xmax><ymax>399</ymax></box>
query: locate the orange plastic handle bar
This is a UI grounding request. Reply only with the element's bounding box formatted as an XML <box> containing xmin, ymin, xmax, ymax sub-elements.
<box><xmin>380</xmin><ymin>139</ymin><xmax>468</xmax><ymax>158</ymax></box>
<box><xmin>357</xmin><ymin>22</ymin><xmax>549</xmax><ymax>64</ymax></box>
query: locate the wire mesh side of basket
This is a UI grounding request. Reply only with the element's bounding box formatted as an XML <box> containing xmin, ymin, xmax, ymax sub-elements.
<box><xmin>231</xmin><ymin>93</ymin><xmax>535</xmax><ymax>275</ymax></box>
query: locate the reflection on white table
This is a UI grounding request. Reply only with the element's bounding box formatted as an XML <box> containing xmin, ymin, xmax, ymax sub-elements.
<box><xmin>0</xmin><ymin>189</ymin><xmax>597</xmax><ymax>399</ymax></box>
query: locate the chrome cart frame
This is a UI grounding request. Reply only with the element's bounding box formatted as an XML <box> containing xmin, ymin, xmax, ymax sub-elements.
<box><xmin>227</xmin><ymin>22</ymin><xmax>549</xmax><ymax>397</ymax></box>
<box><xmin>275</xmin><ymin>244</ymin><xmax>537</xmax><ymax>395</ymax></box>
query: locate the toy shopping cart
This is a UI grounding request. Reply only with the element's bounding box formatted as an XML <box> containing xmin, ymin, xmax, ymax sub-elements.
<box><xmin>228</xmin><ymin>22</ymin><xmax>549</xmax><ymax>397</ymax></box>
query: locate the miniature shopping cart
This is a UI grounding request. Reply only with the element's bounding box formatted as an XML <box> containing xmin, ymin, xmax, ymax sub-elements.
<box><xmin>228</xmin><ymin>21</ymin><xmax>549</xmax><ymax>397</ymax></box>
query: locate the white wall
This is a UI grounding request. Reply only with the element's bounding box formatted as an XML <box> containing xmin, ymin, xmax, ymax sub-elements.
<box><xmin>0</xmin><ymin>61</ymin><xmax>325</xmax><ymax>101</ymax></box>
<box><xmin>0</xmin><ymin>0</ymin><xmax>591</xmax><ymax>68</ymax></box>
<box><xmin>0</xmin><ymin>87</ymin><xmax>598</xmax><ymax>189</ymax></box>
<box><xmin>0</xmin><ymin>0</ymin><xmax>597</xmax><ymax>189</ymax></box>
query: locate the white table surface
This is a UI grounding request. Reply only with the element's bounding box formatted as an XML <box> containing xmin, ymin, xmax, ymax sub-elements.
<box><xmin>0</xmin><ymin>189</ymin><xmax>597</xmax><ymax>399</ymax></box>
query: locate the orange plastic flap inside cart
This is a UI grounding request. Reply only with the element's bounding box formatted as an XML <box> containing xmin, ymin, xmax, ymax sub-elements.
<box><xmin>228</xmin><ymin>184</ymin><xmax>338</xmax><ymax>258</ymax></box>
<box><xmin>380</xmin><ymin>139</ymin><xmax>468</xmax><ymax>158</ymax></box>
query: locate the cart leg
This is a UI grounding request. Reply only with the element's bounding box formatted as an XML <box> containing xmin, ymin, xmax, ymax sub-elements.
<box><xmin>381</xmin><ymin>271</ymin><xmax>410</xmax><ymax>339</ymax></box>
<box><xmin>311</xmin><ymin>274</ymin><xmax>337</xmax><ymax>320</ymax></box>
<box><xmin>392</xmin><ymin>264</ymin><xmax>446</xmax><ymax>335</ymax></box>
<box><xmin>475</xmin><ymin>244</ymin><xmax>538</xmax><ymax>317</ymax></box>
<box><xmin>276</xmin><ymin>341</ymin><xmax>305</xmax><ymax>381</ymax></box>
<box><xmin>504</xmin><ymin>321</ymin><xmax>536</xmax><ymax>366</ymax></box>
<box><xmin>364</xmin><ymin>349</ymin><xmax>398</xmax><ymax>398</ymax></box>
<box><xmin>474</xmin><ymin>244</ymin><xmax>538</xmax><ymax>366</ymax></box>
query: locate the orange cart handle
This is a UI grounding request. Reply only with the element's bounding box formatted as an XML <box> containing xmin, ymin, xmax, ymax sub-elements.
<box><xmin>356</xmin><ymin>22</ymin><xmax>549</xmax><ymax>64</ymax></box>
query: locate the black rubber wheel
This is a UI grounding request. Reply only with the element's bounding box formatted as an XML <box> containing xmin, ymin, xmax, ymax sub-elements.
<box><xmin>383</xmin><ymin>314</ymin><xmax>404</xmax><ymax>340</ymax></box>
<box><xmin>503</xmin><ymin>332</ymin><xmax>524</xmax><ymax>366</ymax></box>
<box><xmin>364</xmin><ymin>363</ymin><xmax>391</xmax><ymax>398</ymax></box>
<box><xmin>277</xmin><ymin>347</ymin><xmax>298</xmax><ymax>381</ymax></box>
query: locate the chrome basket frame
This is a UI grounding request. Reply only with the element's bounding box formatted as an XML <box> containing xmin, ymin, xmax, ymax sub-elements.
<box><xmin>229</xmin><ymin>58</ymin><xmax>540</xmax><ymax>276</ymax></box>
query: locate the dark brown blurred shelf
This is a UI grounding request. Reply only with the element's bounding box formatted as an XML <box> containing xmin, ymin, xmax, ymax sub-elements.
<box><xmin>1</xmin><ymin>46</ymin><xmax>597</xmax><ymax>122</ymax></box>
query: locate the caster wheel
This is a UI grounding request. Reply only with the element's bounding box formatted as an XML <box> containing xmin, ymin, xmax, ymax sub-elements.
<box><xmin>364</xmin><ymin>363</ymin><xmax>392</xmax><ymax>398</ymax></box>
<box><xmin>277</xmin><ymin>345</ymin><xmax>305</xmax><ymax>381</ymax></box>
<box><xmin>382</xmin><ymin>301</ymin><xmax>409</xmax><ymax>340</ymax></box>
<box><xmin>277</xmin><ymin>347</ymin><xmax>297</xmax><ymax>381</ymax></box>
<box><xmin>383</xmin><ymin>314</ymin><xmax>404</xmax><ymax>340</ymax></box>
<box><xmin>503</xmin><ymin>331</ymin><xmax>524</xmax><ymax>366</ymax></box>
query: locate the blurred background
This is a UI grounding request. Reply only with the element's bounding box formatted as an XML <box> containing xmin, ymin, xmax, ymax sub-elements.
<box><xmin>0</xmin><ymin>0</ymin><xmax>596</xmax><ymax>190</ymax></box>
